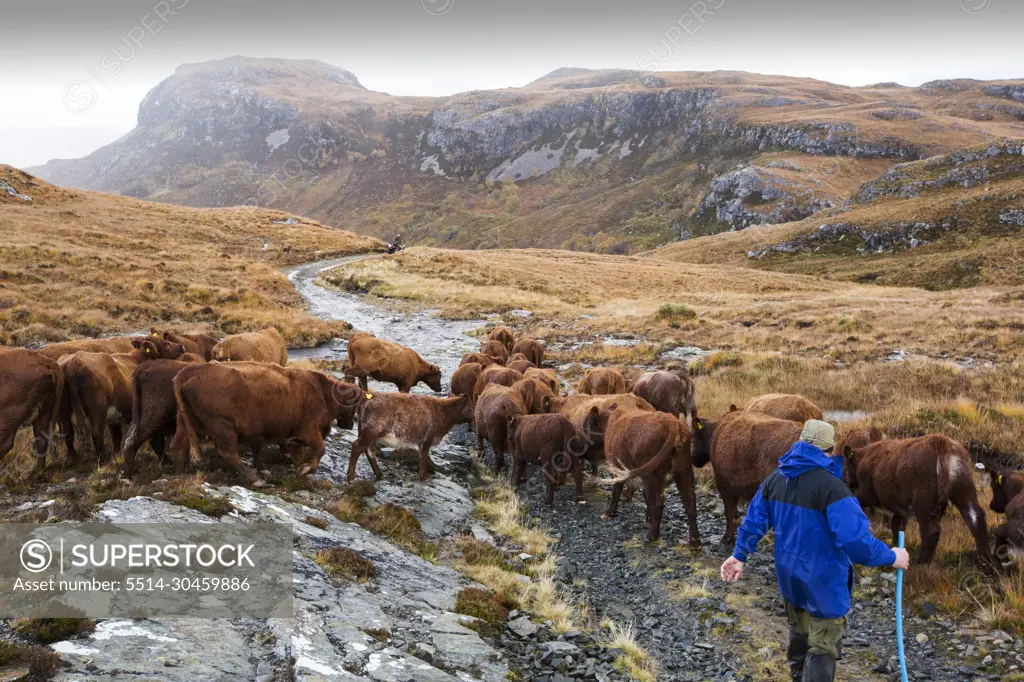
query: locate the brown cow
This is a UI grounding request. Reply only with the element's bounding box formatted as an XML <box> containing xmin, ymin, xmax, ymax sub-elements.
<box><xmin>120</xmin><ymin>355</ymin><xmax>206</xmax><ymax>477</ymax></box>
<box><xmin>451</xmin><ymin>363</ymin><xmax>485</xmax><ymax>401</ymax></box>
<box><xmin>524</xmin><ymin>367</ymin><xmax>559</xmax><ymax>395</ymax></box>
<box><xmin>151</xmin><ymin>328</ymin><xmax>220</xmax><ymax>361</ymax></box>
<box><xmin>211</xmin><ymin>328</ymin><xmax>288</xmax><ymax>365</ymax></box>
<box><xmin>39</xmin><ymin>336</ymin><xmax>135</xmax><ymax>361</ymax></box>
<box><xmin>578</xmin><ymin>367</ymin><xmax>627</xmax><ymax>396</ymax></box>
<box><xmin>480</xmin><ymin>339</ymin><xmax>510</xmax><ymax>364</ymax></box>
<box><xmin>460</xmin><ymin>352</ymin><xmax>495</xmax><ymax>368</ymax></box>
<box><xmin>844</xmin><ymin>435</ymin><xmax>988</xmax><ymax>564</ymax></box>
<box><xmin>508</xmin><ymin>412</ymin><xmax>592</xmax><ymax>505</ymax></box>
<box><xmin>745</xmin><ymin>393</ymin><xmax>823</xmax><ymax>423</ymax></box>
<box><xmin>510</xmin><ymin>338</ymin><xmax>543</xmax><ymax>367</ymax></box>
<box><xmin>630</xmin><ymin>370</ymin><xmax>696</xmax><ymax>423</ymax></box>
<box><xmin>472</xmin><ymin>366</ymin><xmax>524</xmax><ymax>401</ymax></box>
<box><xmin>691</xmin><ymin>409</ymin><xmax>802</xmax><ymax>548</ymax></box>
<box><xmin>475</xmin><ymin>380</ymin><xmax>538</xmax><ymax>472</ymax></box>
<box><xmin>989</xmin><ymin>471</ymin><xmax>1024</xmax><ymax>561</ymax></box>
<box><xmin>834</xmin><ymin>426</ymin><xmax>885</xmax><ymax>460</ymax></box>
<box><xmin>62</xmin><ymin>337</ymin><xmax>186</xmax><ymax>462</ymax></box>
<box><xmin>488</xmin><ymin>325</ymin><xmax>516</xmax><ymax>352</ymax></box>
<box><xmin>170</xmin><ymin>362</ymin><xmax>365</xmax><ymax>485</ymax></box>
<box><xmin>599</xmin><ymin>408</ymin><xmax>699</xmax><ymax>545</ymax></box>
<box><xmin>0</xmin><ymin>348</ymin><xmax>63</xmax><ymax>470</ymax></box>
<box><xmin>547</xmin><ymin>393</ymin><xmax>655</xmax><ymax>473</ymax></box>
<box><xmin>346</xmin><ymin>332</ymin><xmax>442</xmax><ymax>393</ymax></box>
<box><xmin>347</xmin><ymin>393</ymin><xmax>474</xmax><ymax>482</ymax></box>
<box><xmin>506</xmin><ymin>359</ymin><xmax>536</xmax><ymax>374</ymax></box>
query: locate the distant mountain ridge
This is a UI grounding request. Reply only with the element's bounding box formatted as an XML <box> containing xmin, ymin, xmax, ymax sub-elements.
<box><xmin>28</xmin><ymin>57</ymin><xmax>1024</xmax><ymax>253</ymax></box>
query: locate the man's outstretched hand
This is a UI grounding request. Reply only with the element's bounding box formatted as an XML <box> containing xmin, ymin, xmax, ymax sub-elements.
<box><xmin>892</xmin><ymin>547</ymin><xmax>910</xmax><ymax>570</ymax></box>
<box><xmin>721</xmin><ymin>556</ymin><xmax>744</xmax><ymax>583</ymax></box>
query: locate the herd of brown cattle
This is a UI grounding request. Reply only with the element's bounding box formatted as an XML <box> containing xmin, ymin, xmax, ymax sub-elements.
<box><xmin>0</xmin><ymin>322</ymin><xmax>1020</xmax><ymax>564</ymax></box>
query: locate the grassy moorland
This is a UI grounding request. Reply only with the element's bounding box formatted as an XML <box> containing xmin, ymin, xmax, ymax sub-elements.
<box><xmin>0</xmin><ymin>166</ymin><xmax>383</xmax><ymax>347</ymax></box>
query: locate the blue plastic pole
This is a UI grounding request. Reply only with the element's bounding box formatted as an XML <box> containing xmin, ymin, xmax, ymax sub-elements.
<box><xmin>895</xmin><ymin>530</ymin><xmax>909</xmax><ymax>682</ymax></box>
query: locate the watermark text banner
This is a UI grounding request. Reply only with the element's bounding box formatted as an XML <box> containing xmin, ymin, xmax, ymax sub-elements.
<box><xmin>0</xmin><ymin>523</ymin><xmax>292</xmax><ymax>618</ymax></box>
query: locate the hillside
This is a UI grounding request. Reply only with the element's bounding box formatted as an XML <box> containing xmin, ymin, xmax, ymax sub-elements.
<box><xmin>0</xmin><ymin>165</ymin><xmax>383</xmax><ymax>347</ymax></box>
<box><xmin>27</xmin><ymin>59</ymin><xmax>1024</xmax><ymax>253</ymax></box>
<box><xmin>651</xmin><ymin>139</ymin><xmax>1024</xmax><ymax>290</ymax></box>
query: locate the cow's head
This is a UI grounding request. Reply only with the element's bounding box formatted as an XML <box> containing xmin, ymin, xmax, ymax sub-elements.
<box><xmin>132</xmin><ymin>336</ymin><xmax>184</xmax><ymax>359</ymax></box>
<box><xmin>990</xmin><ymin>470</ymin><xmax>1024</xmax><ymax>514</ymax></box>
<box><xmin>690</xmin><ymin>410</ymin><xmax>715</xmax><ymax>468</ymax></box>
<box><xmin>424</xmin><ymin>364</ymin><xmax>443</xmax><ymax>393</ymax></box>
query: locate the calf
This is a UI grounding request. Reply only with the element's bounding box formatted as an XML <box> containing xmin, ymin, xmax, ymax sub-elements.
<box><xmin>505</xmin><ymin>353</ymin><xmax>536</xmax><ymax>374</ymax></box>
<box><xmin>989</xmin><ymin>471</ymin><xmax>1024</xmax><ymax>561</ymax></box>
<box><xmin>212</xmin><ymin>328</ymin><xmax>288</xmax><ymax>365</ymax></box>
<box><xmin>844</xmin><ymin>434</ymin><xmax>988</xmax><ymax>564</ymax></box>
<box><xmin>62</xmin><ymin>337</ymin><xmax>186</xmax><ymax>462</ymax></box>
<box><xmin>475</xmin><ymin>380</ymin><xmax>537</xmax><ymax>472</ymax></box>
<box><xmin>691</xmin><ymin>409</ymin><xmax>802</xmax><ymax>548</ymax></box>
<box><xmin>578</xmin><ymin>367</ymin><xmax>627</xmax><ymax>395</ymax></box>
<box><xmin>346</xmin><ymin>332</ymin><xmax>442</xmax><ymax>393</ymax></box>
<box><xmin>488</xmin><ymin>325</ymin><xmax>516</xmax><ymax>351</ymax></box>
<box><xmin>524</xmin><ymin>367</ymin><xmax>559</xmax><ymax>395</ymax></box>
<box><xmin>170</xmin><ymin>362</ymin><xmax>365</xmax><ymax>485</ymax></box>
<box><xmin>472</xmin><ymin>365</ymin><xmax>524</xmax><ymax>401</ymax></box>
<box><xmin>834</xmin><ymin>426</ymin><xmax>884</xmax><ymax>459</ymax></box>
<box><xmin>600</xmin><ymin>408</ymin><xmax>699</xmax><ymax>545</ymax></box>
<box><xmin>348</xmin><ymin>393</ymin><xmax>474</xmax><ymax>482</ymax></box>
<box><xmin>151</xmin><ymin>328</ymin><xmax>219</xmax><ymax>361</ymax></box>
<box><xmin>461</xmin><ymin>352</ymin><xmax>495</xmax><ymax>368</ymax></box>
<box><xmin>508</xmin><ymin>412</ymin><xmax>591</xmax><ymax>505</ymax></box>
<box><xmin>120</xmin><ymin>355</ymin><xmax>206</xmax><ymax>477</ymax></box>
<box><xmin>480</xmin><ymin>339</ymin><xmax>510</xmax><ymax>364</ymax></box>
<box><xmin>510</xmin><ymin>338</ymin><xmax>543</xmax><ymax>367</ymax></box>
<box><xmin>744</xmin><ymin>393</ymin><xmax>823</xmax><ymax>423</ymax></box>
<box><xmin>451</xmin><ymin>362</ymin><xmax>485</xmax><ymax>401</ymax></box>
<box><xmin>630</xmin><ymin>370</ymin><xmax>696</xmax><ymax>424</ymax></box>
<box><xmin>0</xmin><ymin>348</ymin><xmax>63</xmax><ymax>470</ymax></box>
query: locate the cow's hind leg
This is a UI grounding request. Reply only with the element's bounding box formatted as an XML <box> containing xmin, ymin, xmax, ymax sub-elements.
<box><xmin>31</xmin><ymin>387</ymin><xmax>57</xmax><ymax>470</ymax></box>
<box><xmin>643</xmin><ymin>477</ymin><xmax>665</xmax><ymax>543</ymax></box>
<box><xmin>168</xmin><ymin>413</ymin><xmax>191</xmax><ymax>474</ymax></box>
<box><xmin>214</xmin><ymin>432</ymin><xmax>262</xmax><ymax>487</ymax></box>
<box><xmin>720</xmin><ymin>489</ymin><xmax>740</xmax><ymax>552</ymax></box>
<box><xmin>417</xmin><ymin>443</ymin><xmax>432</xmax><ymax>481</ymax></box>
<box><xmin>0</xmin><ymin>424</ymin><xmax>18</xmax><ymax>464</ymax></box>
<box><xmin>915</xmin><ymin>510</ymin><xmax>943</xmax><ymax>564</ymax></box>
<box><xmin>952</xmin><ymin>486</ymin><xmax>990</xmax><ymax>565</ymax></box>
<box><xmin>673</xmin><ymin>466</ymin><xmax>701</xmax><ymax>548</ymax></box>
<box><xmin>602</xmin><ymin>483</ymin><xmax>625</xmax><ymax>519</ymax></box>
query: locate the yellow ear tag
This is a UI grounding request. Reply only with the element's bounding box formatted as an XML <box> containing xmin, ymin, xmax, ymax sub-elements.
<box><xmin>696</xmin><ymin>422</ymin><xmax>703</xmax><ymax>430</ymax></box>
<box><xmin>998</xmin><ymin>475</ymin><xmax>1005</xmax><ymax>485</ymax></box>
<box><xmin>365</xmin><ymin>393</ymin><xmax>373</xmax><ymax>400</ymax></box>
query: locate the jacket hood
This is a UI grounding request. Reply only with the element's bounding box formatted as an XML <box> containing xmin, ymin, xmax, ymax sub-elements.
<box><xmin>778</xmin><ymin>440</ymin><xmax>843</xmax><ymax>480</ymax></box>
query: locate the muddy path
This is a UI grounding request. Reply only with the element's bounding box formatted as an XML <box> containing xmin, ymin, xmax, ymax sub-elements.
<box><xmin>286</xmin><ymin>258</ymin><xmax>1007</xmax><ymax>682</ymax></box>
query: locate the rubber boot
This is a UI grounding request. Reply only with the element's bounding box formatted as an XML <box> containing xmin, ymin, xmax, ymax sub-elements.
<box><xmin>787</xmin><ymin>632</ymin><xmax>809</xmax><ymax>682</ymax></box>
<box><xmin>801</xmin><ymin>654</ymin><xmax>836</xmax><ymax>682</ymax></box>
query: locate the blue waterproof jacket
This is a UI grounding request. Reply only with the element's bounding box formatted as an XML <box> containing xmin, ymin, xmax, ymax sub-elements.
<box><xmin>732</xmin><ymin>440</ymin><xmax>896</xmax><ymax>619</ymax></box>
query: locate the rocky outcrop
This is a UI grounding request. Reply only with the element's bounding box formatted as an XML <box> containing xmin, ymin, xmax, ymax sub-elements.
<box><xmin>985</xmin><ymin>85</ymin><xmax>1024</xmax><ymax>103</ymax></box>
<box><xmin>855</xmin><ymin>138</ymin><xmax>1024</xmax><ymax>203</ymax></box>
<box><xmin>746</xmin><ymin>219</ymin><xmax>956</xmax><ymax>259</ymax></box>
<box><xmin>692</xmin><ymin>166</ymin><xmax>839</xmax><ymax>230</ymax></box>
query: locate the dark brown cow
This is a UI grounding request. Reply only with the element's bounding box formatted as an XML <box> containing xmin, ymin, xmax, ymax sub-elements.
<box><xmin>745</xmin><ymin>393</ymin><xmax>823</xmax><ymax>423</ymax></box>
<box><xmin>0</xmin><ymin>348</ymin><xmax>63</xmax><ymax>470</ymax></box>
<box><xmin>211</xmin><ymin>328</ymin><xmax>288</xmax><ymax>365</ymax></box>
<box><xmin>346</xmin><ymin>332</ymin><xmax>442</xmax><ymax>393</ymax></box>
<box><xmin>844</xmin><ymin>435</ymin><xmax>988</xmax><ymax>564</ymax></box>
<box><xmin>475</xmin><ymin>380</ymin><xmax>538</xmax><ymax>472</ymax></box>
<box><xmin>62</xmin><ymin>337</ymin><xmax>186</xmax><ymax>462</ymax></box>
<box><xmin>488</xmin><ymin>325</ymin><xmax>516</xmax><ymax>352</ymax></box>
<box><xmin>691</xmin><ymin>409</ymin><xmax>802</xmax><ymax>548</ymax></box>
<box><xmin>480</xmin><ymin>339</ymin><xmax>510</xmax><ymax>365</ymax></box>
<box><xmin>629</xmin><ymin>370</ymin><xmax>696</xmax><ymax>423</ymax></box>
<box><xmin>578</xmin><ymin>367</ymin><xmax>627</xmax><ymax>395</ymax></box>
<box><xmin>151</xmin><ymin>328</ymin><xmax>220</xmax><ymax>361</ymax></box>
<box><xmin>547</xmin><ymin>393</ymin><xmax>655</xmax><ymax>473</ymax></box>
<box><xmin>510</xmin><ymin>338</ymin><xmax>543</xmax><ymax>367</ymax></box>
<box><xmin>508</xmin><ymin>412</ymin><xmax>592</xmax><ymax>505</ymax></box>
<box><xmin>600</xmin><ymin>408</ymin><xmax>699</xmax><ymax>545</ymax></box>
<box><xmin>120</xmin><ymin>355</ymin><xmax>206</xmax><ymax>477</ymax></box>
<box><xmin>834</xmin><ymin>426</ymin><xmax>884</xmax><ymax>460</ymax></box>
<box><xmin>460</xmin><ymin>352</ymin><xmax>495</xmax><ymax>368</ymax></box>
<box><xmin>506</xmin><ymin>359</ymin><xmax>536</xmax><ymax>374</ymax></box>
<box><xmin>524</xmin><ymin>367</ymin><xmax>559</xmax><ymax>395</ymax></box>
<box><xmin>472</xmin><ymin>365</ymin><xmax>524</xmax><ymax>401</ymax></box>
<box><xmin>170</xmin><ymin>362</ymin><xmax>365</xmax><ymax>485</ymax></box>
<box><xmin>989</xmin><ymin>471</ymin><xmax>1024</xmax><ymax>561</ymax></box>
<box><xmin>347</xmin><ymin>393</ymin><xmax>474</xmax><ymax>482</ymax></box>
<box><xmin>39</xmin><ymin>336</ymin><xmax>135</xmax><ymax>361</ymax></box>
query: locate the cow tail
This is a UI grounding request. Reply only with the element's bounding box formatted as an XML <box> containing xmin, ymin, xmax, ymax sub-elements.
<box><xmin>935</xmin><ymin>437</ymin><xmax>959</xmax><ymax>511</ymax></box>
<box><xmin>173</xmin><ymin>377</ymin><xmax>203</xmax><ymax>465</ymax></box>
<box><xmin>598</xmin><ymin>434</ymin><xmax>677</xmax><ymax>485</ymax></box>
<box><xmin>65</xmin><ymin>361</ymin><xmax>89</xmax><ymax>444</ymax></box>
<box><xmin>48</xmin><ymin>364</ymin><xmax>65</xmax><ymax>441</ymax></box>
<box><xmin>124</xmin><ymin>369</ymin><xmax>145</xmax><ymax>448</ymax></box>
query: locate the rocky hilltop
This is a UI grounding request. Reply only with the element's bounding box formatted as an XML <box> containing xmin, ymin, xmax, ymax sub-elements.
<box><xmin>28</xmin><ymin>58</ymin><xmax>1024</xmax><ymax>251</ymax></box>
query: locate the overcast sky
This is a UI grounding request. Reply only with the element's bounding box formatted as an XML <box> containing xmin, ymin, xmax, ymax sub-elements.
<box><xmin>1</xmin><ymin>0</ymin><xmax>1021</xmax><ymax>169</ymax></box>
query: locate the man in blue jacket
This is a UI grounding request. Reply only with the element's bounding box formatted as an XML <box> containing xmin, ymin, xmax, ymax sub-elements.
<box><xmin>720</xmin><ymin>419</ymin><xmax>910</xmax><ymax>682</ymax></box>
